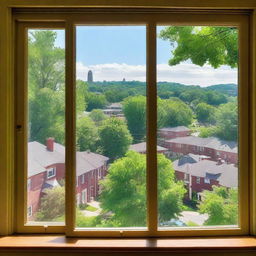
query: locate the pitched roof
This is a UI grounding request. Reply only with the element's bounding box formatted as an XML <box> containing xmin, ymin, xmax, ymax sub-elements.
<box><xmin>129</xmin><ymin>142</ymin><xmax>168</xmax><ymax>153</ymax></box>
<box><xmin>28</xmin><ymin>141</ymin><xmax>109</xmax><ymax>178</ymax></box>
<box><xmin>173</xmin><ymin>158</ymin><xmax>238</xmax><ymax>188</ymax></box>
<box><xmin>159</xmin><ymin>126</ymin><xmax>190</xmax><ymax>132</ymax></box>
<box><xmin>166</xmin><ymin>136</ymin><xmax>237</xmax><ymax>153</ymax></box>
<box><xmin>177</xmin><ymin>154</ymin><xmax>210</xmax><ymax>166</ymax></box>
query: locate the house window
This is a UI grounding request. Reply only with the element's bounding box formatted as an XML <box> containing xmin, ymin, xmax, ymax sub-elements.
<box><xmin>196</xmin><ymin>177</ymin><xmax>201</xmax><ymax>184</ymax></box>
<box><xmin>184</xmin><ymin>173</ymin><xmax>189</xmax><ymax>182</ymax></box>
<box><xmin>13</xmin><ymin>9</ymin><xmax>249</xmax><ymax>237</ymax></box>
<box><xmin>81</xmin><ymin>174</ymin><xmax>85</xmax><ymax>184</ymax></box>
<box><xmin>47</xmin><ymin>167</ymin><xmax>56</xmax><ymax>179</ymax></box>
<box><xmin>27</xmin><ymin>179</ymin><xmax>31</xmax><ymax>190</ymax></box>
<box><xmin>204</xmin><ymin>178</ymin><xmax>210</xmax><ymax>184</ymax></box>
<box><xmin>81</xmin><ymin>189</ymin><xmax>87</xmax><ymax>204</ymax></box>
<box><xmin>27</xmin><ymin>206</ymin><xmax>33</xmax><ymax>217</ymax></box>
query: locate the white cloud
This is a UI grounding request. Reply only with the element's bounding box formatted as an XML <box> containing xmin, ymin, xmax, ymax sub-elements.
<box><xmin>76</xmin><ymin>62</ymin><xmax>237</xmax><ymax>87</ymax></box>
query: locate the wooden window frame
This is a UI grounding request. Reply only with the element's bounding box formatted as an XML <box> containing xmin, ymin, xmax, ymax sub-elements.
<box><xmin>13</xmin><ymin>10</ymin><xmax>250</xmax><ymax>237</ymax></box>
<box><xmin>1</xmin><ymin>1</ymin><xmax>256</xmax><ymax>240</ymax></box>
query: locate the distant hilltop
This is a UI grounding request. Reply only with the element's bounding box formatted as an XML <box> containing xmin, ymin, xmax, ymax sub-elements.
<box><xmin>86</xmin><ymin>80</ymin><xmax>238</xmax><ymax>97</ymax></box>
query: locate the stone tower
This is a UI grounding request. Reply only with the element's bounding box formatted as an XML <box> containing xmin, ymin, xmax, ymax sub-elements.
<box><xmin>87</xmin><ymin>70</ymin><xmax>93</xmax><ymax>83</ymax></box>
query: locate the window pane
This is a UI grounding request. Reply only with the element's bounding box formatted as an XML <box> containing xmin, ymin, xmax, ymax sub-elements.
<box><xmin>157</xmin><ymin>26</ymin><xmax>238</xmax><ymax>228</ymax></box>
<box><xmin>27</xmin><ymin>29</ymin><xmax>65</xmax><ymax>224</ymax></box>
<box><xmin>75</xmin><ymin>26</ymin><xmax>147</xmax><ymax>228</ymax></box>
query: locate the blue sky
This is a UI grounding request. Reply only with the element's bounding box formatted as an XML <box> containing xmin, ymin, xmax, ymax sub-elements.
<box><xmin>52</xmin><ymin>27</ymin><xmax>237</xmax><ymax>86</ymax></box>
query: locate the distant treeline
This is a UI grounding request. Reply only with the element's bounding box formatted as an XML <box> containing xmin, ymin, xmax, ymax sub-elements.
<box><xmin>88</xmin><ymin>81</ymin><xmax>237</xmax><ymax>105</ymax></box>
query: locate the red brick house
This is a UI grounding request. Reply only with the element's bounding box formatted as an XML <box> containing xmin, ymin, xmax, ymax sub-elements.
<box><xmin>158</xmin><ymin>126</ymin><xmax>191</xmax><ymax>140</ymax></box>
<box><xmin>173</xmin><ymin>154</ymin><xmax>238</xmax><ymax>200</ymax></box>
<box><xmin>27</xmin><ymin>138</ymin><xmax>108</xmax><ymax>220</ymax></box>
<box><xmin>164</xmin><ymin>136</ymin><xmax>238</xmax><ymax>164</ymax></box>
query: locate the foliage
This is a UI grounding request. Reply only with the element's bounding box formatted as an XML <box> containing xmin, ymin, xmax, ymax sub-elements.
<box><xmin>158</xmin><ymin>98</ymin><xmax>193</xmax><ymax>128</ymax></box>
<box><xmin>85</xmin><ymin>92</ymin><xmax>108</xmax><ymax>111</ymax></box>
<box><xmin>159</xmin><ymin>26</ymin><xmax>238</xmax><ymax>68</ymax></box>
<box><xmin>215</xmin><ymin>102</ymin><xmax>238</xmax><ymax>141</ymax></box>
<box><xmin>100</xmin><ymin>151</ymin><xmax>186</xmax><ymax>227</ymax></box>
<box><xmin>29</xmin><ymin>87</ymin><xmax>65</xmax><ymax>144</ymax></box>
<box><xmin>199</xmin><ymin>186</ymin><xmax>238</xmax><ymax>225</ymax></box>
<box><xmin>35</xmin><ymin>186</ymin><xmax>65</xmax><ymax>221</ymax></box>
<box><xmin>76</xmin><ymin>80</ymin><xmax>88</xmax><ymax>113</ymax></box>
<box><xmin>123</xmin><ymin>96</ymin><xmax>146</xmax><ymax>142</ymax></box>
<box><xmin>76</xmin><ymin>116</ymin><xmax>99</xmax><ymax>152</ymax></box>
<box><xmin>195</xmin><ymin>103</ymin><xmax>216</xmax><ymax>124</ymax></box>
<box><xmin>99</xmin><ymin>117</ymin><xmax>132</xmax><ymax>159</ymax></box>
<box><xmin>76</xmin><ymin>210</ymin><xmax>101</xmax><ymax>227</ymax></box>
<box><xmin>89</xmin><ymin>109</ymin><xmax>108</xmax><ymax>125</ymax></box>
<box><xmin>199</xmin><ymin>126</ymin><xmax>219</xmax><ymax>138</ymax></box>
<box><xmin>28</xmin><ymin>30</ymin><xmax>65</xmax><ymax>93</ymax></box>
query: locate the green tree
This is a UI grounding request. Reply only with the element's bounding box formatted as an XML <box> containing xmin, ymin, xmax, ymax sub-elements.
<box><xmin>76</xmin><ymin>80</ymin><xmax>88</xmax><ymax>113</ymax></box>
<box><xmin>195</xmin><ymin>102</ymin><xmax>216</xmax><ymax>124</ymax></box>
<box><xmin>216</xmin><ymin>102</ymin><xmax>238</xmax><ymax>141</ymax></box>
<box><xmin>28</xmin><ymin>30</ymin><xmax>65</xmax><ymax>144</ymax></box>
<box><xmin>36</xmin><ymin>186</ymin><xmax>65</xmax><ymax>221</ymax></box>
<box><xmin>89</xmin><ymin>109</ymin><xmax>108</xmax><ymax>125</ymax></box>
<box><xmin>123</xmin><ymin>96</ymin><xmax>146</xmax><ymax>142</ymax></box>
<box><xmin>100</xmin><ymin>151</ymin><xmax>186</xmax><ymax>227</ymax></box>
<box><xmin>159</xmin><ymin>26</ymin><xmax>238</xmax><ymax>68</ymax></box>
<box><xmin>28</xmin><ymin>30</ymin><xmax>65</xmax><ymax>93</ymax></box>
<box><xmin>158</xmin><ymin>98</ymin><xmax>193</xmax><ymax>128</ymax></box>
<box><xmin>76</xmin><ymin>116</ymin><xmax>99</xmax><ymax>152</ymax></box>
<box><xmin>99</xmin><ymin>117</ymin><xmax>132</xmax><ymax>159</ymax></box>
<box><xmin>199</xmin><ymin>186</ymin><xmax>238</xmax><ymax>225</ymax></box>
<box><xmin>29</xmin><ymin>87</ymin><xmax>65</xmax><ymax>144</ymax></box>
<box><xmin>86</xmin><ymin>92</ymin><xmax>108</xmax><ymax>111</ymax></box>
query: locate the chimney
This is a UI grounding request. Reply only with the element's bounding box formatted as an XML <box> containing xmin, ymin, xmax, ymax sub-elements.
<box><xmin>46</xmin><ymin>137</ymin><xmax>54</xmax><ymax>152</ymax></box>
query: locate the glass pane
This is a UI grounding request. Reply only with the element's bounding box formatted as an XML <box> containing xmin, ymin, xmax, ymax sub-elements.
<box><xmin>27</xmin><ymin>29</ymin><xmax>65</xmax><ymax>224</ymax></box>
<box><xmin>75</xmin><ymin>26</ymin><xmax>147</xmax><ymax>228</ymax></box>
<box><xmin>157</xmin><ymin>26</ymin><xmax>238</xmax><ymax>228</ymax></box>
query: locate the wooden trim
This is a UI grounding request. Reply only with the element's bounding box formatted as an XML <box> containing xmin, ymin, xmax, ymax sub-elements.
<box><xmin>65</xmin><ymin>20</ymin><xmax>76</xmax><ymax>236</ymax></box>
<box><xmin>3</xmin><ymin>0</ymin><xmax>256</xmax><ymax>9</ymax></box>
<box><xmin>15</xmin><ymin>22</ymin><xmax>65</xmax><ymax>233</ymax></box>
<box><xmin>146</xmin><ymin>22</ymin><xmax>157</xmax><ymax>235</ymax></box>
<box><xmin>1</xmin><ymin>236</ymin><xmax>256</xmax><ymax>252</ymax></box>
<box><xmin>250</xmin><ymin>10</ymin><xmax>256</xmax><ymax>235</ymax></box>
<box><xmin>0</xmin><ymin>6</ymin><xmax>14</xmax><ymax>236</ymax></box>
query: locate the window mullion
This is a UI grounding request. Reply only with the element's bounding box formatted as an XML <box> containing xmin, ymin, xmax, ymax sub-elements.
<box><xmin>146</xmin><ymin>22</ymin><xmax>157</xmax><ymax>235</ymax></box>
<box><xmin>65</xmin><ymin>21</ymin><xmax>76</xmax><ymax>236</ymax></box>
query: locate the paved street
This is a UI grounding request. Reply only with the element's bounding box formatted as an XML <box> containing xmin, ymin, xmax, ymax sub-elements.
<box><xmin>179</xmin><ymin>211</ymin><xmax>208</xmax><ymax>226</ymax></box>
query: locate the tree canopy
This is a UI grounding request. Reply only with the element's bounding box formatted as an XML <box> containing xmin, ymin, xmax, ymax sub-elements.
<box><xmin>199</xmin><ymin>186</ymin><xmax>238</xmax><ymax>225</ymax></box>
<box><xmin>100</xmin><ymin>151</ymin><xmax>186</xmax><ymax>227</ymax></box>
<box><xmin>123</xmin><ymin>96</ymin><xmax>146</xmax><ymax>142</ymax></box>
<box><xmin>159</xmin><ymin>26</ymin><xmax>238</xmax><ymax>68</ymax></box>
<box><xmin>99</xmin><ymin>117</ymin><xmax>132</xmax><ymax>159</ymax></box>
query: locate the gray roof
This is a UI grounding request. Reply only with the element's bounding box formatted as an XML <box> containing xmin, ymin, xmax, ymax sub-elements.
<box><xmin>28</xmin><ymin>141</ymin><xmax>108</xmax><ymax>178</ymax></box>
<box><xmin>166</xmin><ymin>136</ymin><xmax>237</xmax><ymax>153</ymax></box>
<box><xmin>108</xmin><ymin>103</ymin><xmax>122</xmax><ymax>109</ymax></box>
<box><xmin>159</xmin><ymin>126</ymin><xmax>190</xmax><ymax>132</ymax></box>
<box><xmin>177</xmin><ymin>154</ymin><xmax>210</xmax><ymax>166</ymax></box>
<box><xmin>173</xmin><ymin>158</ymin><xmax>238</xmax><ymax>188</ymax></box>
<box><xmin>129</xmin><ymin>142</ymin><xmax>168</xmax><ymax>153</ymax></box>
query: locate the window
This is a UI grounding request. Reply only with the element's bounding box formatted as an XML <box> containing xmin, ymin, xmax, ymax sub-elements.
<box><xmin>47</xmin><ymin>167</ymin><xmax>56</xmax><ymax>179</ymax></box>
<box><xmin>81</xmin><ymin>174</ymin><xmax>85</xmax><ymax>184</ymax></box>
<box><xmin>27</xmin><ymin>179</ymin><xmax>31</xmax><ymax>190</ymax></box>
<box><xmin>10</xmin><ymin>8</ymin><xmax>250</xmax><ymax>237</ymax></box>
<box><xmin>204</xmin><ymin>178</ymin><xmax>210</xmax><ymax>184</ymax></box>
<box><xmin>196</xmin><ymin>177</ymin><xmax>201</xmax><ymax>184</ymax></box>
<box><xmin>27</xmin><ymin>206</ymin><xmax>32</xmax><ymax>217</ymax></box>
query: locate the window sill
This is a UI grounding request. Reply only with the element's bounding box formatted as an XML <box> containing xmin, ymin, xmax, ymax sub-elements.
<box><xmin>0</xmin><ymin>236</ymin><xmax>256</xmax><ymax>253</ymax></box>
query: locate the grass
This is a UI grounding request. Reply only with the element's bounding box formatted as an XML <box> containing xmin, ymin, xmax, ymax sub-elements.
<box><xmin>85</xmin><ymin>205</ymin><xmax>98</xmax><ymax>212</ymax></box>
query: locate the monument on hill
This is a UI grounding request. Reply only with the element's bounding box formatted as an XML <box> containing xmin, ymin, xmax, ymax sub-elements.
<box><xmin>87</xmin><ymin>70</ymin><xmax>93</xmax><ymax>83</ymax></box>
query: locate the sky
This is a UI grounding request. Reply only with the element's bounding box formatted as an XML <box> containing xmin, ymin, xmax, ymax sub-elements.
<box><xmin>54</xmin><ymin>27</ymin><xmax>237</xmax><ymax>87</ymax></box>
